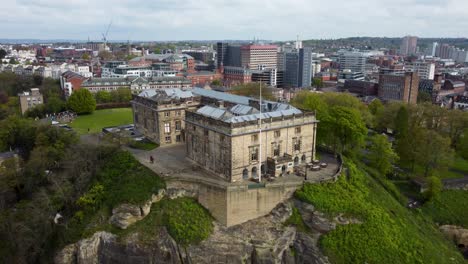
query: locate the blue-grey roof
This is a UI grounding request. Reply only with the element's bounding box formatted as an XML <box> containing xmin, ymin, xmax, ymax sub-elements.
<box><xmin>230</xmin><ymin>104</ymin><xmax>258</xmax><ymax>115</ymax></box>
<box><xmin>196</xmin><ymin>105</ymin><xmax>233</xmax><ymax>120</ymax></box>
<box><xmin>226</xmin><ymin>108</ymin><xmax>302</xmax><ymax>123</ymax></box>
<box><xmin>193</xmin><ymin>88</ymin><xmax>250</xmax><ymax>105</ymax></box>
<box><xmin>192</xmin><ymin>87</ymin><xmax>303</xmax><ymax>123</ymax></box>
<box><xmin>138</xmin><ymin>88</ymin><xmax>194</xmax><ymax>100</ymax></box>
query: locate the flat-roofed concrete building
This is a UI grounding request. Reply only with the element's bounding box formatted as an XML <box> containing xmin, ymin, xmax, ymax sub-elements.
<box><xmin>19</xmin><ymin>88</ymin><xmax>43</xmax><ymax>114</ymax></box>
<box><xmin>378</xmin><ymin>72</ymin><xmax>419</xmax><ymax>104</ymax></box>
<box><xmin>241</xmin><ymin>44</ymin><xmax>278</xmax><ymax>70</ymax></box>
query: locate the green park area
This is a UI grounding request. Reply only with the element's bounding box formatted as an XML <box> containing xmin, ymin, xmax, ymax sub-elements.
<box><xmin>69</xmin><ymin>108</ymin><xmax>133</xmax><ymax>134</ymax></box>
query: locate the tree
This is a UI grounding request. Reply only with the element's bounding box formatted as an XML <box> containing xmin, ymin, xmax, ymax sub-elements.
<box><xmin>211</xmin><ymin>79</ymin><xmax>222</xmax><ymax>86</ymax></box>
<box><xmin>81</xmin><ymin>53</ymin><xmax>91</xmax><ymax>60</ymax></box>
<box><xmin>368</xmin><ymin>99</ymin><xmax>383</xmax><ymax>116</ymax></box>
<box><xmin>231</xmin><ymin>83</ymin><xmax>275</xmax><ymax>101</ymax></box>
<box><xmin>116</xmin><ymin>88</ymin><xmax>132</xmax><ymax>102</ymax></box>
<box><xmin>67</xmin><ymin>89</ymin><xmax>96</xmax><ymax>114</ymax></box>
<box><xmin>325</xmin><ymin>106</ymin><xmax>367</xmax><ymax>154</ymax></box>
<box><xmin>0</xmin><ymin>49</ymin><xmax>6</xmax><ymax>60</ymax></box>
<box><xmin>417</xmin><ymin>91</ymin><xmax>432</xmax><ymax>103</ymax></box>
<box><xmin>457</xmin><ymin>130</ymin><xmax>468</xmax><ymax>160</ymax></box>
<box><xmin>45</xmin><ymin>95</ymin><xmax>66</xmax><ymax>114</ymax></box>
<box><xmin>368</xmin><ymin>134</ymin><xmax>398</xmax><ymax>175</ymax></box>
<box><xmin>375</xmin><ymin>101</ymin><xmax>404</xmax><ymax>132</ymax></box>
<box><xmin>415</xmin><ymin>130</ymin><xmax>454</xmax><ymax>177</ymax></box>
<box><xmin>312</xmin><ymin>78</ymin><xmax>324</xmax><ymax>88</ymax></box>
<box><xmin>424</xmin><ymin>176</ymin><xmax>442</xmax><ymax>200</ymax></box>
<box><xmin>24</xmin><ymin>104</ymin><xmax>46</xmax><ymax>119</ymax></box>
<box><xmin>394</xmin><ymin>106</ymin><xmax>409</xmax><ymax>139</ymax></box>
<box><xmin>95</xmin><ymin>90</ymin><xmax>112</xmax><ymax>103</ymax></box>
<box><xmin>98</xmin><ymin>50</ymin><xmax>113</xmax><ymax>61</ymax></box>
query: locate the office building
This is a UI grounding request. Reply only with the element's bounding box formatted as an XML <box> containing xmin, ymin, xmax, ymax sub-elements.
<box><xmin>337</xmin><ymin>50</ymin><xmax>367</xmax><ymax>73</ymax></box>
<box><xmin>400</xmin><ymin>36</ymin><xmax>418</xmax><ymax>56</ymax></box>
<box><xmin>378</xmin><ymin>72</ymin><xmax>419</xmax><ymax>104</ymax></box>
<box><xmin>283</xmin><ymin>48</ymin><xmax>313</xmax><ymax>88</ymax></box>
<box><xmin>405</xmin><ymin>61</ymin><xmax>435</xmax><ymax>80</ymax></box>
<box><xmin>216</xmin><ymin>42</ymin><xmax>229</xmax><ymax>68</ymax></box>
<box><xmin>240</xmin><ymin>44</ymin><xmax>278</xmax><ymax>70</ymax></box>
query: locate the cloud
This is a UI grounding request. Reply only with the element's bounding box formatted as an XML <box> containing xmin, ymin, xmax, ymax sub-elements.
<box><xmin>1</xmin><ymin>0</ymin><xmax>468</xmax><ymax>40</ymax></box>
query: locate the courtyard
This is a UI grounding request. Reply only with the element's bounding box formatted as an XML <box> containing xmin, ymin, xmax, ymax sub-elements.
<box><xmin>131</xmin><ymin>144</ymin><xmax>341</xmax><ymax>188</ymax></box>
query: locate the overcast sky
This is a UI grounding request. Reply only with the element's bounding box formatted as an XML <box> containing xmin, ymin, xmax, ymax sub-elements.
<box><xmin>2</xmin><ymin>0</ymin><xmax>468</xmax><ymax>41</ymax></box>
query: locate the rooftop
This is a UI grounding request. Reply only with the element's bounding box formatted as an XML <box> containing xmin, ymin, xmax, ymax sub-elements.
<box><xmin>138</xmin><ymin>88</ymin><xmax>195</xmax><ymax>101</ymax></box>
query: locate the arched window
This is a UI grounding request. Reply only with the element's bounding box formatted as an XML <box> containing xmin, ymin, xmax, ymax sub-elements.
<box><xmin>251</xmin><ymin>167</ymin><xmax>258</xmax><ymax>179</ymax></box>
<box><xmin>294</xmin><ymin>156</ymin><xmax>299</xmax><ymax>166</ymax></box>
<box><xmin>242</xmin><ymin>168</ymin><xmax>249</xmax><ymax>179</ymax></box>
<box><xmin>301</xmin><ymin>155</ymin><xmax>307</xmax><ymax>163</ymax></box>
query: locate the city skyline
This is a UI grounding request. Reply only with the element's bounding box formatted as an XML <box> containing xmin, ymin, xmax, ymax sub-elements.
<box><xmin>2</xmin><ymin>0</ymin><xmax>468</xmax><ymax>41</ymax></box>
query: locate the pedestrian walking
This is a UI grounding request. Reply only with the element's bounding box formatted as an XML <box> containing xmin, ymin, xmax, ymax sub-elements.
<box><xmin>150</xmin><ymin>155</ymin><xmax>154</xmax><ymax>164</ymax></box>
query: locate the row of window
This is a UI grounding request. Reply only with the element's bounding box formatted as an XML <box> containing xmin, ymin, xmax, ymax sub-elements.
<box><xmin>164</xmin><ymin>120</ymin><xmax>182</xmax><ymax>133</ymax></box>
<box><xmin>251</xmin><ymin>127</ymin><xmax>302</xmax><ymax>142</ymax></box>
<box><xmin>165</xmin><ymin>135</ymin><xmax>182</xmax><ymax>143</ymax></box>
<box><xmin>164</xmin><ymin>110</ymin><xmax>182</xmax><ymax>117</ymax></box>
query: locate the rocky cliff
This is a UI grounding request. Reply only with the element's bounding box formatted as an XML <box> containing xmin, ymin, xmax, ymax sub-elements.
<box><xmin>55</xmin><ymin>200</ymin><xmax>338</xmax><ymax>264</ymax></box>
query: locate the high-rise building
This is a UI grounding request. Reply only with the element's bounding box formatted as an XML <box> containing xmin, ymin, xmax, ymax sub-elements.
<box><xmin>400</xmin><ymin>36</ymin><xmax>418</xmax><ymax>56</ymax></box>
<box><xmin>226</xmin><ymin>45</ymin><xmax>242</xmax><ymax>67</ymax></box>
<box><xmin>378</xmin><ymin>72</ymin><xmax>419</xmax><ymax>104</ymax></box>
<box><xmin>298</xmin><ymin>47</ymin><xmax>313</xmax><ymax>88</ymax></box>
<box><xmin>240</xmin><ymin>44</ymin><xmax>278</xmax><ymax>70</ymax></box>
<box><xmin>337</xmin><ymin>50</ymin><xmax>367</xmax><ymax>73</ymax></box>
<box><xmin>216</xmin><ymin>42</ymin><xmax>228</xmax><ymax>68</ymax></box>
<box><xmin>405</xmin><ymin>61</ymin><xmax>435</xmax><ymax>80</ymax></box>
<box><xmin>284</xmin><ymin>52</ymin><xmax>299</xmax><ymax>87</ymax></box>
<box><xmin>283</xmin><ymin>47</ymin><xmax>313</xmax><ymax>88</ymax></box>
<box><xmin>426</xmin><ymin>42</ymin><xmax>438</xmax><ymax>57</ymax></box>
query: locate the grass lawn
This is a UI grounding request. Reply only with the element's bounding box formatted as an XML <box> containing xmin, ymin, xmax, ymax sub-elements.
<box><xmin>451</xmin><ymin>156</ymin><xmax>468</xmax><ymax>175</ymax></box>
<box><xmin>128</xmin><ymin>140</ymin><xmax>159</xmax><ymax>151</ymax></box>
<box><xmin>70</xmin><ymin>108</ymin><xmax>133</xmax><ymax>134</ymax></box>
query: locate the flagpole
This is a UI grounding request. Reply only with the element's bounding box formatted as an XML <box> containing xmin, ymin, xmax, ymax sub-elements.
<box><xmin>259</xmin><ymin>79</ymin><xmax>262</xmax><ymax>182</ymax></box>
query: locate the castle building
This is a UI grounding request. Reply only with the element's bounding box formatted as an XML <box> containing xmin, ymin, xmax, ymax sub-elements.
<box><xmin>132</xmin><ymin>87</ymin><xmax>318</xmax><ymax>182</ymax></box>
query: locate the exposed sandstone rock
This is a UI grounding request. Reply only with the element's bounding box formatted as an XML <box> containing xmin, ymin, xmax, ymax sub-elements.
<box><xmin>440</xmin><ymin>225</ymin><xmax>468</xmax><ymax>246</ymax></box>
<box><xmin>166</xmin><ymin>188</ymin><xmax>197</xmax><ymax>199</ymax></box>
<box><xmin>110</xmin><ymin>189</ymin><xmax>165</xmax><ymax>229</ymax></box>
<box><xmin>57</xmin><ymin>200</ymin><xmax>332</xmax><ymax>264</ymax></box>
<box><xmin>55</xmin><ymin>229</ymin><xmax>183</xmax><ymax>264</ymax></box>
<box><xmin>293</xmin><ymin>232</ymin><xmax>330</xmax><ymax>264</ymax></box>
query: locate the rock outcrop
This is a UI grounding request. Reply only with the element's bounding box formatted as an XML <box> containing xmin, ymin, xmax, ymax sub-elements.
<box><xmin>440</xmin><ymin>225</ymin><xmax>468</xmax><ymax>258</ymax></box>
<box><xmin>56</xmin><ymin>200</ymin><xmax>334</xmax><ymax>264</ymax></box>
<box><xmin>110</xmin><ymin>189</ymin><xmax>165</xmax><ymax>229</ymax></box>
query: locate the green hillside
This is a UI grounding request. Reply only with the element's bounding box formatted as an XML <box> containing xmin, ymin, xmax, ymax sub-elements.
<box><xmin>295</xmin><ymin>160</ymin><xmax>465</xmax><ymax>264</ymax></box>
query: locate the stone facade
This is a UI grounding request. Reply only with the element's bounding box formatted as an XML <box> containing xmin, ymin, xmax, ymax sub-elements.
<box><xmin>132</xmin><ymin>87</ymin><xmax>318</xmax><ymax>183</ymax></box>
<box><xmin>132</xmin><ymin>89</ymin><xmax>201</xmax><ymax>146</ymax></box>
<box><xmin>185</xmin><ymin>111</ymin><xmax>317</xmax><ymax>182</ymax></box>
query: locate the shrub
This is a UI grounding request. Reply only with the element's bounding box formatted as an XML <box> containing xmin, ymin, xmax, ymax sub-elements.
<box><xmin>163</xmin><ymin>198</ymin><xmax>213</xmax><ymax>245</ymax></box>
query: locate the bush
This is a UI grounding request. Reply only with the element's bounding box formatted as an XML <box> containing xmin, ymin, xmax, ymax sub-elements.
<box><xmin>284</xmin><ymin>207</ymin><xmax>308</xmax><ymax>232</ymax></box>
<box><xmin>163</xmin><ymin>198</ymin><xmax>213</xmax><ymax>245</ymax></box>
<box><xmin>422</xmin><ymin>190</ymin><xmax>468</xmax><ymax>228</ymax></box>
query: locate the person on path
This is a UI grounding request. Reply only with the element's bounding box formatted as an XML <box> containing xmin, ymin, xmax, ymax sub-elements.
<box><xmin>150</xmin><ymin>155</ymin><xmax>154</xmax><ymax>164</ymax></box>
